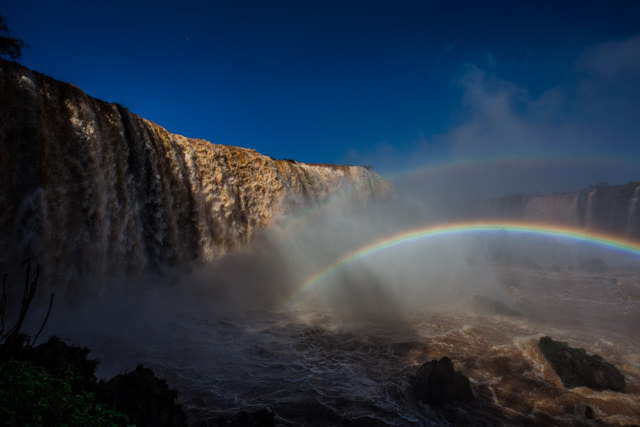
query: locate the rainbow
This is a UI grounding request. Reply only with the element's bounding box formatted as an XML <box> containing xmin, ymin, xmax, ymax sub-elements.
<box><xmin>382</xmin><ymin>152</ymin><xmax>640</xmax><ymax>182</ymax></box>
<box><xmin>284</xmin><ymin>221</ymin><xmax>640</xmax><ymax>307</ymax></box>
<box><xmin>275</xmin><ymin>151</ymin><xmax>640</xmax><ymax>234</ymax></box>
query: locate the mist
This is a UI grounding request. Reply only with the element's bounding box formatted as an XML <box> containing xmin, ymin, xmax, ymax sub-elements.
<box><xmin>343</xmin><ymin>35</ymin><xmax>640</xmax><ymax>207</ymax></box>
<box><xmin>8</xmin><ymin>164</ymin><xmax>638</xmax><ymax>424</ymax></box>
<box><xmin>3</xmin><ymin>1</ymin><xmax>640</xmax><ymax>422</ymax></box>
<box><xmin>29</xmin><ymin>184</ymin><xmax>637</xmax><ymax>346</ymax></box>
<box><xmin>5</xmin><ymin>36</ymin><xmax>639</xmax><ymax>426</ymax></box>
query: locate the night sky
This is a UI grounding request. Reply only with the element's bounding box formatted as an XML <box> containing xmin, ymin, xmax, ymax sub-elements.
<box><xmin>3</xmin><ymin>1</ymin><xmax>640</xmax><ymax>196</ymax></box>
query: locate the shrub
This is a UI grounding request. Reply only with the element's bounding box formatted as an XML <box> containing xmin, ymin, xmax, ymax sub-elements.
<box><xmin>0</xmin><ymin>262</ymin><xmax>186</xmax><ymax>426</ymax></box>
<box><xmin>0</xmin><ymin>359</ymin><xmax>128</xmax><ymax>426</ymax></box>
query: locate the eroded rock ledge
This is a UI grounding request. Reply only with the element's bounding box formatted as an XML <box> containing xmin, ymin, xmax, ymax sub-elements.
<box><xmin>0</xmin><ymin>60</ymin><xmax>394</xmax><ymax>290</ymax></box>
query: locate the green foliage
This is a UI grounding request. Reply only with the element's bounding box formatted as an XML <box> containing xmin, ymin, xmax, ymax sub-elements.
<box><xmin>27</xmin><ymin>336</ymin><xmax>99</xmax><ymax>393</ymax></box>
<box><xmin>0</xmin><ymin>335</ymin><xmax>188</xmax><ymax>426</ymax></box>
<box><xmin>0</xmin><ymin>262</ymin><xmax>186</xmax><ymax>426</ymax></box>
<box><xmin>0</xmin><ymin>13</ymin><xmax>27</xmax><ymax>61</ymax></box>
<box><xmin>0</xmin><ymin>359</ymin><xmax>128</xmax><ymax>426</ymax></box>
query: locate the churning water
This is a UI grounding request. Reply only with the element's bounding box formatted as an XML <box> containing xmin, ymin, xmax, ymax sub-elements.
<box><xmin>65</xmin><ymin>256</ymin><xmax>640</xmax><ymax>426</ymax></box>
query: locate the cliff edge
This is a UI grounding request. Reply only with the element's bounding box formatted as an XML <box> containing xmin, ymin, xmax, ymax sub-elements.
<box><xmin>0</xmin><ymin>60</ymin><xmax>393</xmax><ymax>290</ymax></box>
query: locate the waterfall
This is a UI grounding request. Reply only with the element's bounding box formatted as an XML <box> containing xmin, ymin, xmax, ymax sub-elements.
<box><xmin>479</xmin><ymin>183</ymin><xmax>640</xmax><ymax>241</ymax></box>
<box><xmin>628</xmin><ymin>185</ymin><xmax>640</xmax><ymax>238</ymax></box>
<box><xmin>522</xmin><ymin>193</ymin><xmax>581</xmax><ymax>225</ymax></box>
<box><xmin>584</xmin><ymin>187</ymin><xmax>598</xmax><ymax>230</ymax></box>
<box><xmin>0</xmin><ymin>60</ymin><xmax>393</xmax><ymax>292</ymax></box>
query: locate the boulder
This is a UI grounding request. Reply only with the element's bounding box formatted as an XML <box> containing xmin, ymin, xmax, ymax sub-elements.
<box><xmin>413</xmin><ymin>357</ymin><xmax>473</xmax><ymax>405</ymax></box>
<box><xmin>98</xmin><ymin>364</ymin><xmax>187</xmax><ymax>426</ymax></box>
<box><xmin>538</xmin><ymin>336</ymin><xmax>625</xmax><ymax>392</ymax></box>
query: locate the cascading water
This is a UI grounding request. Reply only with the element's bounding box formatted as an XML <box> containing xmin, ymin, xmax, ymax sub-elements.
<box><xmin>0</xmin><ymin>60</ymin><xmax>393</xmax><ymax>292</ymax></box>
<box><xmin>477</xmin><ymin>184</ymin><xmax>640</xmax><ymax>241</ymax></box>
<box><xmin>522</xmin><ymin>193</ymin><xmax>582</xmax><ymax>225</ymax></box>
<box><xmin>585</xmin><ymin>187</ymin><xmax>598</xmax><ymax>229</ymax></box>
<box><xmin>628</xmin><ymin>185</ymin><xmax>640</xmax><ymax>238</ymax></box>
<box><xmin>3</xmin><ymin>60</ymin><xmax>640</xmax><ymax>426</ymax></box>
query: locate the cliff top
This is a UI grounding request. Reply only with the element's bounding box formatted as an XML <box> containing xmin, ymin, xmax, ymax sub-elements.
<box><xmin>1</xmin><ymin>59</ymin><xmax>372</xmax><ymax>174</ymax></box>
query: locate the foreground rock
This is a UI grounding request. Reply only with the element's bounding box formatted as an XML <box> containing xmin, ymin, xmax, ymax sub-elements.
<box><xmin>0</xmin><ymin>336</ymin><xmax>186</xmax><ymax>426</ymax></box>
<box><xmin>98</xmin><ymin>365</ymin><xmax>187</xmax><ymax>426</ymax></box>
<box><xmin>538</xmin><ymin>336</ymin><xmax>626</xmax><ymax>392</ymax></box>
<box><xmin>413</xmin><ymin>357</ymin><xmax>473</xmax><ymax>405</ymax></box>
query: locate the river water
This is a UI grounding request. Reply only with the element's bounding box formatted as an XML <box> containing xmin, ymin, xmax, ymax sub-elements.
<box><xmin>73</xmin><ymin>258</ymin><xmax>640</xmax><ymax>426</ymax></box>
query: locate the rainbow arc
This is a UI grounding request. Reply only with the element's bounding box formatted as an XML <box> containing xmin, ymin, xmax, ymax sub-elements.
<box><xmin>285</xmin><ymin>221</ymin><xmax>640</xmax><ymax>307</ymax></box>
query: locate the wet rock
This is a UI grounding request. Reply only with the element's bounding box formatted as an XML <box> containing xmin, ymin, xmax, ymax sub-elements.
<box><xmin>538</xmin><ymin>336</ymin><xmax>626</xmax><ymax>392</ymax></box>
<box><xmin>585</xmin><ymin>405</ymin><xmax>594</xmax><ymax>419</ymax></box>
<box><xmin>0</xmin><ymin>60</ymin><xmax>395</xmax><ymax>292</ymax></box>
<box><xmin>473</xmin><ymin>296</ymin><xmax>521</xmax><ymax>317</ymax></box>
<box><xmin>413</xmin><ymin>357</ymin><xmax>473</xmax><ymax>405</ymax></box>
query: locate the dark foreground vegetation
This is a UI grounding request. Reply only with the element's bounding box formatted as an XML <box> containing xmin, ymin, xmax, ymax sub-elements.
<box><xmin>1</xmin><ymin>262</ymin><xmax>631</xmax><ymax>425</ymax></box>
<box><xmin>0</xmin><ymin>262</ymin><xmax>186</xmax><ymax>426</ymax></box>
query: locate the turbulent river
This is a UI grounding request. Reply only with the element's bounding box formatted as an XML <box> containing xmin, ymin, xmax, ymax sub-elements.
<box><xmin>47</xmin><ymin>256</ymin><xmax>640</xmax><ymax>426</ymax></box>
<box><xmin>4</xmin><ymin>59</ymin><xmax>640</xmax><ymax>426</ymax></box>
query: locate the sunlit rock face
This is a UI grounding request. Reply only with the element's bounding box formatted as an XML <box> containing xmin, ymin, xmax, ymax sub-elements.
<box><xmin>0</xmin><ymin>60</ymin><xmax>393</xmax><ymax>290</ymax></box>
<box><xmin>475</xmin><ymin>183</ymin><xmax>640</xmax><ymax>240</ymax></box>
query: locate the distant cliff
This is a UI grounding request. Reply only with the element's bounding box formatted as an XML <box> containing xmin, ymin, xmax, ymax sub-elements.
<box><xmin>474</xmin><ymin>183</ymin><xmax>640</xmax><ymax>239</ymax></box>
<box><xmin>0</xmin><ymin>60</ymin><xmax>393</xmax><ymax>290</ymax></box>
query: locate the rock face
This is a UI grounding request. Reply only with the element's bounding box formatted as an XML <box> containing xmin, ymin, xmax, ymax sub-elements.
<box><xmin>0</xmin><ymin>60</ymin><xmax>393</xmax><ymax>291</ymax></box>
<box><xmin>412</xmin><ymin>357</ymin><xmax>473</xmax><ymax>405</ymax></box>
<box><xmin>538</xmin><ymin>336</ymin><xmax>626</xmax><ymax>392</ymax></box>
<box><xmin>474</xmin><ymin>183</ymin><xmax>640</xmax><ymax>240</ymax></box>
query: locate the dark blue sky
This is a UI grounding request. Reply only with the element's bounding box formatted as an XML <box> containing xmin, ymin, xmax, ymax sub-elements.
<box><xmin>4</xmin><ymin>1</ymin><xmax>640</xmax><ymax>194</ymax></box>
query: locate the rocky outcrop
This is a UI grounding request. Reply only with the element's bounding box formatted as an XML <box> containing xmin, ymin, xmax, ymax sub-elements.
<box><xmin>412</xmin><ymin>357</ymin><xmax>473</xmax><ymax>405</ymax></box>
<box><xmin>0</xmin><ymin>60</ymin><xmax>393</xmax><ymax>291</ymax></box>
<box><xmin>538</xmin><ymin>336</ymin><xmax>626</xmax><ymax>392</ymax></box>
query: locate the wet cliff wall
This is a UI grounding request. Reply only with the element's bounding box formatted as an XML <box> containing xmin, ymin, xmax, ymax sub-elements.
<box><xmin>0</xmin><ymin>60</ymin><xmax>393</xmax><ymax>290</ymax></box>
<box><xmin>474</xmin><ymin>183</ymin><xmax>640</xmax><ymax>239</ymax></box>
<box><xmin>582</xmin><ymin>183</ymin><xmax>640</xmax><ymax>237</ymax></box>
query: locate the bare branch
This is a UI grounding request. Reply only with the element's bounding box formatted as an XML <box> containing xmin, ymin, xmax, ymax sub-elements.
<box><xmin>0</xmin><ymin>274</ymin><xmax>6</xmax><ymax>336</ymax></box>
<box><xmin>32</xmin><ymin>293</ymin><xmax>54</xmax><ymax>346</ymax></box>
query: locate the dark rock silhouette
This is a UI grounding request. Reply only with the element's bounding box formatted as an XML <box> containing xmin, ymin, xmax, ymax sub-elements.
<box><xmin>413</xmin><ymin>356</ymin><xmax>473</xmax><ymax>405</ymax></box>
<box><xmin>538</xmin><ymin>336</ymin><xmax>625</xmax><ymax>392</ymax></box>
<box><xmin>585</xmin><ymin>405</ymin><xmax>594</xmax><ymax>420</ymax></box>
<box><xmin>98</xmin><ymin>364</ymin><xmax>187</xmax><ymax>426</ymax></box>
